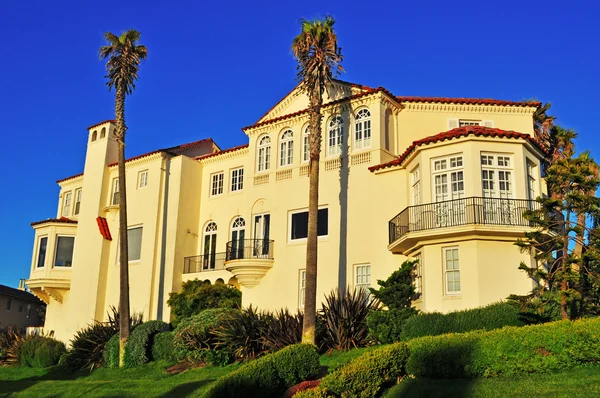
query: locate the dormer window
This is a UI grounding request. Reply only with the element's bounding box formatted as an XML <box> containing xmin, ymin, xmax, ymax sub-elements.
<box><xmin>328</xmin><ymin>116</ymin><xmax>343</xmax><ymax>157</ymax></box>
<box><xmin>354</xmin><ymin>108</ymin><xmax>371</xmax><ymax>150</ymax></box>
<box><xmin>257</xmin><ymin>135</ymin><xmax>271</xmax><ymax>172</ymax></box>
<box><xmin>279</xmin><ymin>129</ymin><xmax>294</xmax><ymax>167</ymax></box>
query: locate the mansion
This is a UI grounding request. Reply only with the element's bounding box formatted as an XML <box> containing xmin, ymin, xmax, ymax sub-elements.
<box><xmin>25</xmin><ymin>80</ymin><xmax>546</xmax><ymax>342</ymax></box>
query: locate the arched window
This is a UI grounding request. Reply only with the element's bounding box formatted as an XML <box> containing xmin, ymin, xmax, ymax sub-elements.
<box><xmin>354</xmin><ymin>109</ymin><xmax>371</xmax><ymax>150</ymax></box>
<box><xmin>230</xmin><ymin>217</ymin><xmax>246</xmax><ymax>260</ymax></box>
<box><xmin>328</xmin><ymin>116</ymin><xmax>343</xmax><ymax>157</ymax></box>
<box><xmin>100</xmin><ymin>127</ymin><xmax>106</xmax><ymax>139</ymax></box>
<box><xmin>203</xmin><ymin>222</ymin><xmax>217</xmax><ymax>270</ymax></box>
<box><xmin>279</xmin><ymin>129</ymin><xmax>294</xmax><ymax>167</ymax></box>
<box><xmin>91</xmin><ymin>130</ymin><xmax>97</xmax><ymax>142</ymax></box>
<box><xmin>302</xmin><ymin>127</ymin><xmax>310</xmax><ymax>163</ymax></box>
<box><xmin>257</xmin><ymin>135</ymin><xmax>271</xmax><ymax>172</ymax></box>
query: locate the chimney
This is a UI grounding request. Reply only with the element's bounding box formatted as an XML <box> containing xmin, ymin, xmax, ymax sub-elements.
<box><xmin>18</xmin><ymin>278</ymin><xmax>26</xmax><ymax>291</ymax></box>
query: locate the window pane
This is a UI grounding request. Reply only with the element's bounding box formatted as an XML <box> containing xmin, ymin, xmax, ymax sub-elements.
<box><xmin>128</xmin><ymin>227</ymin><xmax>143</xmax><ymax>262</ymax></box>
<box><xmin>317</xmin><ymin>208</ymin><xmax>328</xmax><ymax>236</ymax></box>
<box><xmin>54</xmin><ymin>237</ymin><xmax>75</xmax><ymax>267</ymax></box>
<box><xmin>37</xmin><ymin>237</ymin><xmax>47</xmax><ymax>268</ymax></box>
<box><xmin>291</xmin><ymin>208</ymin><xmax>328</xmax><ymax>240</ymax></box>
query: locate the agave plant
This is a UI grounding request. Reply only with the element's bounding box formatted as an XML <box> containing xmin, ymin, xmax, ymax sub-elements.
<box><xmin>0</xmin><ymin>327</ymin><xmax>25</xmax><ymax>367</ymax></box>
<box><xmin>261</xmin><ymin>309</ymin><xmax>304</xmax><ymax>352</ymax></box>
<box><xmin>320</xmin><ymin>287</ymin><xmax>380</xmax><ymax>351</ymax></box>
<box><xmin>214</xmin><ymin>306</ymin><xmax>272</xmax><ymax>361</ymax></box>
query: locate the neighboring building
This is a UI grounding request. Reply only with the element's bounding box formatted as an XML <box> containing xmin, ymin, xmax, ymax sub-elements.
<box><xmin>26</xmin><ymin>80</ymin><xmax>547</xmax><ymax>342</ymax></box>
<box><xmin>0</xmin><ymin>281</ymin><xmax>45</xmax><ymax>329</ymax></box>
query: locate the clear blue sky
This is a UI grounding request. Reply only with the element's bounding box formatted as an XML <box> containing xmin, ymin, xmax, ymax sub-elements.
<box><xmin>1</xmin><ymin>0</ymin><xmax>598</xmax><ymax>287</ymax></box>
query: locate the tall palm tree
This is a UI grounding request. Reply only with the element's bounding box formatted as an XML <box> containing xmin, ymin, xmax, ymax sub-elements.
<box><xmin>533</xmin><ymin>102</ymin><xmax>556</xmax><ymax>153</ymax></box>
<box><xmin>99</xmin><ymin>30</ymin><xmax>147</xmax><ymax>366</ymax></box>
<box><xmin>292</xmin><ymin>16</ymin><xmax>343</xmax><ymax>344</ymax></box>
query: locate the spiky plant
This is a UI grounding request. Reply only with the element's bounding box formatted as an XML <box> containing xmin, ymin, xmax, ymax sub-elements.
<box><xmin>0</xmin><ymin>327</ymin><xmax>24</xmax><ymax>367</ymax></box>
<box><xmin>214</xmin><ymin>306</ymin><xmax>272</xmax><ymax>361</ymax></box>
<box><xmin>261</xmin><ymin>309</ymin><xmax>304</xmax><ymax>352</ymax></box>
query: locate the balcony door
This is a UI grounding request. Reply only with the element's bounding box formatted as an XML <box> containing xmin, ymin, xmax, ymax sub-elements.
<box><xmin>203</xmin><ymin>222</ymin><xmax>217</xmax><ymax>270</ymax></box>
<box><xmin>431</xmin><ymin>156</ymin><xmax>465</xmax><ymax>227</ymax></box>
<box><xmin>481</xmin><ymin>154</ymin><xmax>514</xmax><ymax>224</ymax></box>
<box><xmin>230</xmin><ymin>217</ymin><xmax>246</xmax><ymax>260</ymax></box>
<box><xmin>253</xmin><ymin>213</ymin><xmax>270</xmax><ymax>258</ymax></box>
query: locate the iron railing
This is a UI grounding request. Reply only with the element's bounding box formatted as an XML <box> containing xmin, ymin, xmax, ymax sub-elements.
<box><xmin>183</xmin><ymin>252</ymin><xmax>226</xmax><ymax>274</ymax></box>
<box><xmin>225</xmin><ymin>239</ymin><xmax>275</xmax><ymax>261</ymax></box>
<box><xmin>388</xmin><ymin>197</ymin><xmax>541</xmax><ymax>244</ymax></box>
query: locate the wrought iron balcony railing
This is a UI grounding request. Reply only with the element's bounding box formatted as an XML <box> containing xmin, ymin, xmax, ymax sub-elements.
<box><xmin>388</xmin><ymin>197</ymin><xmax>541</xmax><ymax>244</ymax></box>
<box><xmin>183</xmin><ymin>252</ymin><xmax>226</xmax><ymax>274</ymax></box>
<box><xmin>225</xmin><ymin>239</ymin><xmax>274</xmax><ymax>261</ymax></box>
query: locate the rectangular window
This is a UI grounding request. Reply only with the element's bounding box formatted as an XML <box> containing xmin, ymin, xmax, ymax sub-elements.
<box><xmin>230</xmin><ymin>168</ymin><xmax>244</xmax><ymax>192</ymax></box>
<box><xmin>459</xmin><ymin>120</ymin><xmax>481</xmax><ymax>127</ymax></box>
<box><xmin>111</xmin><ymin>178</ymin><xmax>120</xmax><ymax>205</ymax></box>
<box><xmin>527</xmin><ymin>160</ymin><xmax>537</xmax><ymax>200</ymax></box>
<box><xmin>299</xmin><ymin>270</ymin><xmax>306</xmax><ymax>309</ymax></box>
<box><xmin>18</xmin><ymin>304</ymin><xmax>23</xmax><ymax>313</ymax></box>
<box><xmin>211</xmin><ymin>172</ymin><xmax>224</xmax><ymax>196</ymax></box>
<box><xmin>26</xmin><ymin>305</ymin><xmax>32</xmax><ymax>319</ymax></box>
<box><xmin>481</xmin><ymin>153</ymin><xmax>513</xmax><ymax>199</ymax></box>
<box><xmin>128</xmin><ymin>226</ymin><xmax>143</xmax><ymax>262</ymax></box>
<box><xmin>74</xmin><ymin>189</ymin><xmax>82</xmax><ymax>216</ymax></box>
<box><xmin>36</xmin><ymin>237</ymin><xmax>48</xmax><ymax>268</ymax></box>
<box><xmin>54</xmin><ymin>236</ymin><xmax>75</xmax><ymax>267</ymax></box>
<box><xmin>413</xmin><ymin>254</ymin><xmax>422</xmax><ymax>298</ymax></box>
<box><xmin>355</xmin><ymin>264</ymin><xmax>371</xmax><ymax>293</ymax></box>
<box><xmin>138</xmin><ymin>170</ymin><xmax>148</xmax><ymax>189</ymax></box>
<box><xmin>412</xmin><ymin>167</ymin><xmax>421</xmax><ymax>205</ymax></box>
<box><xmin>290</xmin><ymin>208</ymin><xmax>328</xmax><ymax>241</ymax></box>
<box><xmin>432</xmin><ymin>155</ymin><xmax>464</xmax><ymax>202</ymax></box>
<box><xmin>6</xmin><ymin>298</ymin><xmax>11</xmax><ymax>311</ymax></box>
<box><xmin>444</xmin><ymin>247</ymin><xmax>460</xmax><ymax>294</ymax></box>
<box><xmin>302</xmin><ymin>131</ymin><xmax>309</xmax><ymax>163</ymax></box>
<box><xmin>62</xmin><ymin>191</ymin><xmax>72</xmax><ymax>217</ymax></box>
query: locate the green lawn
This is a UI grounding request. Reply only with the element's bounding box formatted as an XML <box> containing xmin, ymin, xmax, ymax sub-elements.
<box><xmin>0</xmin><ymin>348</ymin><xmax>364</xmax><ymax>397</ymax></box>
<box><xmin>383</xmin><ymin>365</ymin><xmax>600</xmax><ymax>398</ymax></box>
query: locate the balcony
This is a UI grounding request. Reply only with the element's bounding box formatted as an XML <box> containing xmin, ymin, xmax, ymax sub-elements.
<box><xmin>388</xmin><ymin>197</ymin><xmax>540</xmax><ymax>254</ymax></box>
<box><xmin>224</xmin><ymin>239</ymin><xmax>274</xmax><ymax>288</ymax></box>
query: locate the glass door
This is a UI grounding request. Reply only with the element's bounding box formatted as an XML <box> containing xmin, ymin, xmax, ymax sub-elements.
<box><xmin>253</xmin><ymin>214</ymin><xmax>271</xmax><ymax>258</ymax></box>
<box><xmin>203</xmin><ymin>222</ymin><xmax>217</xmax><ymax>269</ymax></box>
<box><xmin>230</xmin><ymin>217</ymin><xmax>246</xmax><ymax>260</ymax></box>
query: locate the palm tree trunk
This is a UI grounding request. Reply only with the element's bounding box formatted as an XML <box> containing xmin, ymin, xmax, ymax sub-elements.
<box><xmin>115</xmin><ymin>85</ymin><xmax>131</xmax><ymax>366</ymax></box>
<box><xmin>560</xmin><ymin>214</ymin><xmax>570</xmax><ymax>320</ymax></box>
<box><xmin>302</xmin><ymin>89</ymin><xmax>323</xmax><ymax>345</ymax></box>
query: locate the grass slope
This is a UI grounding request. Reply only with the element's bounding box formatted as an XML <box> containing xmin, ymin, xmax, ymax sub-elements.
<box><xmin>383</xmin><ymin>365</ymin><xmax>600</xmax><ymax>398</ymax></box>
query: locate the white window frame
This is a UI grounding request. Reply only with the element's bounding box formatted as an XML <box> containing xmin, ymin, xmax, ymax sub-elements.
<box><xmin>354</xmin><ymin>108</ymin><xmax>371</xmax><ymax>150</ymax></box>
<box><xmin>526</xmin><ymin>159</ymin><xmax>537</xmax><ymax>200</ymax></box>
<box><xmin>298</xmin><ymin>269</ymin><xmax>306</xmax><ymax>309</ymax></box>
<box><xmin>111</xmin><ymin>178</ymin><xmax>119</xmax><ymax>206</ymax></box>
<box><xmin>355</xmin><ymin>264</ymin><xmax>371</xmax><ymax>293</ymax></box>
<box><xmin>257</xmin><ymin>135</ymin><xmax>271</xmax><ymax>172</ymax></box>
<box><xmin>480</xmin><ymin>153</ymin><xmax>514</xmax><ymax>199</ymax></box>
<box><xmin>138</xmin><ymin>170</ymin><xmax>148</xmax><ymax>189</ymax></box>
<box><xmin>62</xmin><ymin>191</ymin><xmax>72</xmax><ymax>217</ymax></box>
<box><xmin>210</xmin><ymin>172</ymin><xmax>224</xmax><ymax>197</ymax></box>
<box><xmin>413</xmin><ymin>253</ymin><xmax>422</xmax><ymax>298</ymax></box>
<box><xmin>327</xmin><ymin>115</ymin><xmax>343</xmax><ymax>157</ymax></box>
<box><xmin>288</xmin><ymin>207</ymin><xmax>329</xmax><ymax>243</ymax></box>
<box><xmin>230</xmin><ymin>167</ymin><xmax>244</xmax><ymax>193</ymax></box>
<box><xmin>443</xmin><ymin>247</ymin><xmax>460</xmax><ymax>295</ymax></box>
<box><xmin>279</xmin><ymin>129</ymin><xmax>294</xmax><ymax>167</ymax></box>
<box><xmin>74</xmin><ymin>188</ymin><xmax>82</xmax><ymax>216</ymax></box>
<box><xmin>431</xmin><ymin>155</ymin><xmax>464</xmax><ymax>202</ymax></box>
<box><xmin>302</xmin><ymin>127</ymin><xmax>310</xmax><ymax>163</ymax></box>
<box><xmin>54</xmin><ymin>235</ymin><xmax>75</xmax><ymax>268</ymax></box>
<box><xmin>411</xmin><ymin>166</ymin><xmax>421</xmax><ymax>205</ymax></box>
<box><xmin>116</xmin><ymin>225</ymin><xmax>143</xmax><ymax>264</ymax></box>
<box><xmin>35</xmin><ymin>235</ymin><xmax>48</xmax><ymax>269</ymax></box>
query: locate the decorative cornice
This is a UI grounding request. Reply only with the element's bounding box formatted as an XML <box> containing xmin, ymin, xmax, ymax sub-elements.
<box><xmin>57</xmin><ymin>173</ymin><xmax>84</xmax><ymax>185</ymax></box>
<box><xmin>400</xmin><ymin>102</ymin><xmax>537</xmax><ymax>115</ymax></box>
<box><xmin>31</xmin><ymin>218</ymin><xmax>78</xmax><ymax>227</ymax></box>
<box><xmin>200</xmin><ymin>146</ymin><xmax>249</xmax><ymax>165</ymax></box>
<box><xmin>108</xmin><ymin>152</ymin><xmax>163</xmax><ymax>169</ymax></box>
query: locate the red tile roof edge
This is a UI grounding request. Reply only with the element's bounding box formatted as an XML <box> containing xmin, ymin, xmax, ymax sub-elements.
<box><xmin>368</xmin><ymin>126</ymin><xmax>546</xmax><ymax>173</ymax></box>
<box><xmin>87</xmin><ymin>120</ymin><xmax>116</xmax><ymax>130</ymax></box>
<box><xmin>196</xmin><ymin>144</ymin><xmax>250</xmax><ymax>161</ymax></box>
<box><xmin>106</xmin><ymin>138</ymin><xmax>215</xmax><ymax>167</ymax></box>
<box><xmin>96</xmin><ymin>217</ymin><xmax>113</xmax><ymax>241</ymax></box>
<box><xmin>243</xmin><ymin>87</ymin><xmax>391</xmax><ymax>131</ymax></box>
<box><xmin>396</xmin><ymin>97</ymin><xmax>540</xmax><ymax>107</ymax></box>
<box><xmin>31</xmin><ymin>217</ymin><xmax>78</xmax><ymax>227</ymax></box>
<box><xmin>57</xmin><ymin>173</ymin><xmax>84</xmax><ymax>184</ymax></box>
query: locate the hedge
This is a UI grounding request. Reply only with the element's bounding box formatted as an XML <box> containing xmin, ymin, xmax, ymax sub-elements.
<box><xmin>123</xmin><ymin>320</ymin><xmax>169</xmax><ymax>368</ymax></box>
<box><xmin>406</xmin><ymin>316</ymin><xmax>600</xmax><ymax>378</ymax></box>
<box><xmin>401</xmin><ymin>302</ymin><xmax>526</xmax><ymax>341</ymax></box>
<box><xmin>20</xmin><ymin>336</ymin><xmax>66</xmax><ymax>368</ymax></box>
<box><xmin>151</xmin><ymin>331</ymin><xmax>175</xmax><ymax>362</ymax></box>
<box><xmin>203</xmin><ymin>343</ymin><xmax>320</xmax><ymax>398</ymax></box>
<box><xmin>102</xmin><ymin>333</ymin><xmax>120</xmax><ymax>368</ymax></box>
<box><xmin>296</xmin><ymin>342</ymin><xmax>410</xmax><ymax>398</ymax></box>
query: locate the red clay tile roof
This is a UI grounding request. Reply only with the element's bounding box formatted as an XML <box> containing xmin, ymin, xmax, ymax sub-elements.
<box><xmin>96</xmin><ymin>217</ymin><xmax>112</xmax><ymax>241</ymax></box>
<box><xmin>396</xmin><ymin>97</ymin><xmax>540</xmax><ymax>107</ymax></box>
<box><xmin>196</xmin><ymin>144</ymin><xmax>249</xmax><ymax>161</ymax></box>
<box><xmin>243</xmin><ymin>87</ymin><xmax>394</xmax><ymax>131</ymax></box>
<box><xmin>369</xmin><ymin>126</ymin><xmax>545</xmax><ymax>172</ymax></box>
<box><xmin>57</xmin><ymin>173</ymin><xmax>84</xmax><ymax>184</ymax></box>
<box><xmin>30</xmin><ymin>217</ymin><xmax>78</xmax><ymax>227</ymax></box>
<box><xmin>87</xmin><ymin>120</ymin><xmax>116</xmax><ymax>130</ymax></box>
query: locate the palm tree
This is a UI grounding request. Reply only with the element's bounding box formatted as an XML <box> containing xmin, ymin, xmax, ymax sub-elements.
<box><xmin>99</xmin><ymin>30</ymin><xmax>147</xmax><ymax>366</ymax></box>
<box><xmin>292</xmin><ymin>16</ymin><xmax>343</xmax><ymax>344</ymax></box>
<box><xmin>533</xmin><ymin>102</ymin><xmax>556</xmax><ymax>153</ymax></box>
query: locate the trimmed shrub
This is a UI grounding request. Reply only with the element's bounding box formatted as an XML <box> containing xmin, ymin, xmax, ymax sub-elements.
<box><xmin>20</xmin><ymin>336</ymin><xmax>66</xmax><ymax>368</ymax></box>
<box><xmin>401</xmin><ymin>302</ymin><xmax>526</xmax><ymax>341</ymax></box>
<box><xmin>123</xmin><ymin>320</ymin><xmax>169</xmax><ymax>368</ymax></box>
<box><xmin>320</xmin><ymin>288</ymin><xmax>379</xmax><ymax>351</ymax></box>
<box><xmin>173</xmin><ymin>308</ymin><xmax>237</xmax><ymax>365</ymax></box>
<box><xmin>367</xmin><ymin>308</ymin><xmax>415</xmax><ymax>344</ymax></box>
<box><xmin>317</xmin><ymin>342</ymin><xmax>410</xmax><ymax>398</ymax></box>
<box><xmin>151</xmin><ymin>331</ymin><xmax>175</xmax><ymax>362</ymax></box>
<box><xmin>214</xmin><ymin>306</ymin><xmax>271</xmax><ymax>361</ymax></box>
<box><xmin>293</xmin><ymin>386</ymin><xmax>331</xmax><ymax>398</ymax></box>
<box><xmin>103</xmin><ymin>333</ymin><xmax>120</xmax><ymax>369</ymax></box>
<box><xmin>168</xmin><ymin>280</ymin><xmax>241</xmax><ymax>326</ymax></box>
<box><xmin>406</xmin><ymin>316</ymin><xmax>600</xmax><ymax>378</ymax></box>
<box><xmin>203</xmin><ymin>343</ymin><xmax>320</xmax><ymax>398</ymax></box>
